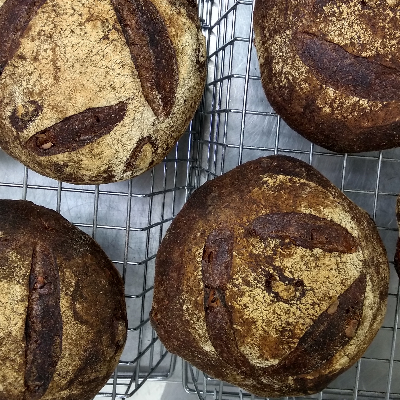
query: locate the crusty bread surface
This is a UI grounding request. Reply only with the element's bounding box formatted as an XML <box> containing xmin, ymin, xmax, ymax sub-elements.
<box><xmin>151</xmin><ymin>155</ymin><xmax>389</xmax><ymax>397</ymax></box>
<box><xmin>0</xmin><ymin>200</ymin><xmax>127</xmax><ymax>400</ymax></box>
<box><xmin>253</xmin><ymin>0</ymin><xmax>400</xmax><ymax>153</ymax></box>
<box><xmin>0</xmin><ymin>0</ymin><xmax>206</xmax><ymax>183</ymax></box>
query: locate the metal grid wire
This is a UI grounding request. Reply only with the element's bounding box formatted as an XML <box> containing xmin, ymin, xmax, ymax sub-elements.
<box><xmin>184</xmin><ymin>0</ymin><xmax>400</xmax><ymax>398</ymax></box>
<box><xmin>0</xmin><ymin>126</ymin><xmax>197</xmax><ymax>397</ymax></box>
<box><xmin>0</xmin><ymin>0</ymin><xmax>399</xmax><ymax>399</ymax></box>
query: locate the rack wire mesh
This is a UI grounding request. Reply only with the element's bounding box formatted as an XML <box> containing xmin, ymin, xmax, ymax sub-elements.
<box><xmin>0</xmin><ymin>0</ymin><xmax>399</xmax><ymax>399</ymax></box>
<box><xmin>184</xmin><ymin>0</ymin><xmax>400</xmax><ymax>398</ymax></box>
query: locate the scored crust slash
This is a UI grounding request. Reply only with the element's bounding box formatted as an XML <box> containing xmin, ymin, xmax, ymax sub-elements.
<box><xmin>150</xmin><ymin>155</ymin><xmax>389</xmax><ymax>397</ymax></box>
<box><xmin>25</xmin><ymin>243</ymin><xmax>62</xmax><ymax>400</ymax></box>
<box><xmin>0</xmin><ymin>0</ymin><xmax>206</xmax><ymax>184</ymax></box>
<box><xmin>0</xmin><ymin>200</ymin><xmax>127</xmax><ymax>400</ymax></box>
<box><xmin>253</xmin><ymin>0</ymin><xmax>400</xmax><ymax>153</ymax></box>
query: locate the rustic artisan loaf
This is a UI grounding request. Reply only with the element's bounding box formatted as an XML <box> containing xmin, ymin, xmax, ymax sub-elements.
<box><xmin>0</xmin><ymin>0</ymin><xmax>205</xmax><ymax>184</ymax></box>
<box><xmin>150</xmin><ymin>155</ymin><xmax>389</xmax><ymax>397</ymax></box>
<box><xmin>0</xmin><ymin>200</ymin><xmax>127</xmax><ymax>400</ymax></box>
<box><xmin>253</xmin><ymin>0</ymin><xmax>400</xmax><ymax>153</ymax></box>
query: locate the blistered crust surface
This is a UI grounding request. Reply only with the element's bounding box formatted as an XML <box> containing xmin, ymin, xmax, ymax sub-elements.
<box><xmin>151</xmin><ymin>155</ymin><xmax>389</xmax><ymax>397</ymax></box>
<box><xmin>0</xmin><ymin>0</ymin><xmax>206</xmax><ymax>183</ymax></box>
<box><xmin>253</xmin><ymin>0</ymin><xmax>400</xmax><ymax>153</ymax></box>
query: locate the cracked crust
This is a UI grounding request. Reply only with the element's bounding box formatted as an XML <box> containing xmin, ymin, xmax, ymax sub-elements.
<box><xmin>0</xmin><ymin>200</ymin><xmax>127</xmax><ymax>400</ymax></box>
<box><xmin>253</xmin><ymin>0</ymin><xmax>400</xmax><ymax>153</ymax></box>
<box><xmin>150</xmin><ymin>155</ymin><xmax>389</xmax><ymax>397</ymax></box>
<box><xmin>0</xmin><ymin>0</ymin><xmax>205</xmax><ymax>184</ymax></box>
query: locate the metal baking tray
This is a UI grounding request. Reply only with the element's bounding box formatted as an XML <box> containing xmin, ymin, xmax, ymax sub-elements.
<box><xmin>0</xmin><ymin>0</ymin><xmax>399</xmax><ymax>399</ymax></box>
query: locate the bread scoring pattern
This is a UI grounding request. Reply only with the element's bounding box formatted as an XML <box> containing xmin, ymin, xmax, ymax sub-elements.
<box><xmin>24</xmin><ymin>101</ymin><xmax>128</xmax><ymax>156</ymax></box>
<box><xmin>269</xmin><ymin>273</ymin><xmax>366</xmax><ymax>382</ymax></box>
<box><xmin>111</xmin><ymin>0</ymin><xmax>179</xmax><ymax>117</ymax></box>
<box><xmin>247</xmin><ymin>212</ymin><xmax>358</xmax><ymax>253</ymax></box>
<box><xmin>201</xmin><ymin>229</ymin><xmax>251</xmax><ymax>373</ymax></box>
<box><xmin>0</xmin><ymin>0</ymin><xmax>205</xmax><ymax>183</ymax></box>
<box><xmin>253</xmin><ymin>0</ymin><xmax>400</xmax><ymax>152</ymax></box>
<box><xmin>0</xmin><ymin>200</ymin><xmax>127</xmax><ymax>400</ymax></box>
<box><xmin>0</xmin><ymin>0</ymin><xmax>47</xmax><ymax>75</ymax></box>
<box><xmin>150</xmin><ymin>155</ymin><xmax>389</xmax><ymax>397</ymax></box>
<box><xmin>0</xmin><ymin>0</ymin><xmax>179</xmax><ymax>117</ymax></box>
<box><xmin>25</xmin><ymin>243</ymin><xmax>62</xmax><ymax>400</ymax></box>
<box><xmin>295</xmin><ymin>32</ymin><xmax>400</xmax><ymax>102</ymax></box>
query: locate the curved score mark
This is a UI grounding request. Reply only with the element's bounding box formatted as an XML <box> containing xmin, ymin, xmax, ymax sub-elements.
<box><xmin>24</xmin><ymin>101</ymin><xmax>128</xmax><ymax>156</ymax></box>
<box><xmin>248</xmin><ymin>212</ymin><xmax>358</xmax><ymax>253</ymax></box>
<box><xmin>202</xmin><ymin>229</ymin><xmax>234</xmax><ymax>290</ymax></box>
<box><xmin>296</xmin><ymin>32</ymin><xmax>400</xmax><ymax>102</ymax></box>
<box><xmin>9</xmin><ymin>100</ymin><xmax>42</xmax><ymax>132</ymax></box>
<box><xmin>270</xmin><ymin>273</ymin><xmax>366</xmax><ymax>376</ymax></box>
<box><xmin>201</xmin><ymin>229</ymin><xmax>252</xmax><ymax>372</ymax></box>
<box><xmin>124</xmin><ymin>136</ymin><xmax>155</xmax><ymax>174</ymax></box>
<box><xmin>25</xmin><ymin>243</ymin><xmax>62</xmax><ymax>400</ymax></box>
<box><xmin>0</xmin><ymin>0</ymin><xmax>48</xmax><ymax>75</ymax></box>
<box><xmin>111</xmin><ymin>0</ymin><xmax>179</xmax><ymax>117</ymax></box>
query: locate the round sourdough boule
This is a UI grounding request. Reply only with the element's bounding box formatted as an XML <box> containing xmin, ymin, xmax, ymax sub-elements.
<box><xmin>253</xmin><ymin>0</ymin><xmax>400</xmax><ymax>153</ymax></box>
<box><xmin>0</xmin><ymin>0</ymin><xmax>205</xmax><ymax>184</ymax></box>
<box><xmin>0</xmin><ymin>200</ymin><xmax>127</xmax><ymax>400</ymax></box>
<box><xmin>150</xmin><ymin>155</ymin><xmax>389</xmax><ymax>397</ymax></box>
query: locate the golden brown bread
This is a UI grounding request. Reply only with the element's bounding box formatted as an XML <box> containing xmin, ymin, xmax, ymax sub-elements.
<box><xmin>0</xmin><ymin>200</ymin><xmax>127</xmax><ymax>400</ymax></box>
<box><xmin>253</xmin><ymin>0</ymin><xmax>400</xmax><ymax>153</ymax></box>
<box><xmin>150</xmin><ymin>155</ymin><xmax>389</xmax><ymax>397</ymax></box>
<box><xmin>0</xmin><ymin>0</ymin><xmax>205</xmax><ymax>184</ymax></box>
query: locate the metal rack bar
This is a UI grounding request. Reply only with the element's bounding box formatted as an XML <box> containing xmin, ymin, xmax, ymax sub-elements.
<box><xmin>0</xmin><ymin>0</ymin><xmax>398</xmax><ymax>398</ymax></box>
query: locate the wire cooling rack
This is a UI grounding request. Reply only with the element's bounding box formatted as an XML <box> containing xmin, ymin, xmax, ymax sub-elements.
<box><xmin>183</xmin><ymin>0</ymin><xmax>400</xmax><ymax>399</ymax></box>
<box><xmin>0</xmin><ymin>0</ymin><xmax>399</xmax><ymax>399</ymax></box>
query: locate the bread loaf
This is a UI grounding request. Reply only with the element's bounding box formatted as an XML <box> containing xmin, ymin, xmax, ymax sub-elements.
<box><xmin>150</xmin><ymin>155</ymin><xmax>389</xmax><ymax>397</ymax></box>
<box><xmin>0</xmin><ymin>0</ymin><xmax>205</xmax><ymax>184</ymax></box>
<box><xmin>253</xmin><ymin>0</ymin><xmax>400</xmax><ymax>153</ymax></box>
<box><xmin>0</xmin><ymin>200</ymin><xmax>127</xmax><ymax>400</ymax></box>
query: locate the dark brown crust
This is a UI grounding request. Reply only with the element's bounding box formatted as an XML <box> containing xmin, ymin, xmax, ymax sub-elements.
<box><xmin>201</xmin><ymin>229</ymin><xmax>251</xmax><ymax>372</ymax></box>
<box><xmin>24</xmin><ymin>101</ymin><xmax>128</xmax><ymax>156</ymax></box>
<box><xmin>9</xmin><ymin>101</ymin><xmax>42</xmax><ymax>133</ymax></box>
<box><xmin>312</xmin><ymin>0</ymin><xmax>376</xmax><ymax>11</ymax></box>
<box><xmin>151</xmin><ymin>155</ymin><xmax>388</xmax><ymax>397</ymax></box>
<box><xmin>123</xmin><ymin>136</ymin><xmax>156</xmax><ymax>173</ymax></box>
<box><xmin>0</xmin><ymin>0</ymin><xmax>47</xmax><ymax>75</ymax></box>
<box><xmin>248</xmin><ymin>212</ymin><xmax>358</xmax><ymax>253</ymax></box>
<box><xmin>204</xmin><ymin>288</ymin><xmax>252</xmax><ymax>374</ymax></box>
<box><xmin>111</xmin><ymin>0</ymin><xmax>179</xmax><ymax>117</ymax></box>
<box><xmin>169</xmin><ymin>0</ymin><xmax>199</xmax><ymax>24</ymax></box>
<box><xmin>263</xmin><ymin>265</ymin><xmax>306</xmax><ymax>304</ymax></box>
<box><xmin>24</xmin><ymin>243</ymin><xmax>62</xmax><ymax>400</ymax></box>
<box><xmin>268</xmin><ymin>91</ymin><xmax>400</xmax><ymax>153</ymax></box>
<box><xmin>202</xmin><ymin>229</ymin><xmax>234</xmax><ymax>289</ymax></box>
<box><xmin>295</xmin><ymin>32</ymin><xmax>400</xmax><ymax>102</ymax></box>
<box><xmin>253</xmin><ymin>0</ymin><xmax>400</xmax><ymax>153</ymax></box>
<box><xmin>0</xmin><ymin>200</ymin><xmax>127</xmax><ymax>400</ymax></box>
<box><xmin>395</xmin><ymin>239</ymin><xmax>400</xmax><ymax>279</ymax></box>
<box><xmin>271</xmin><ymin>273</ymin><xmax>366</xmax><ymax>377</ymax></box>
